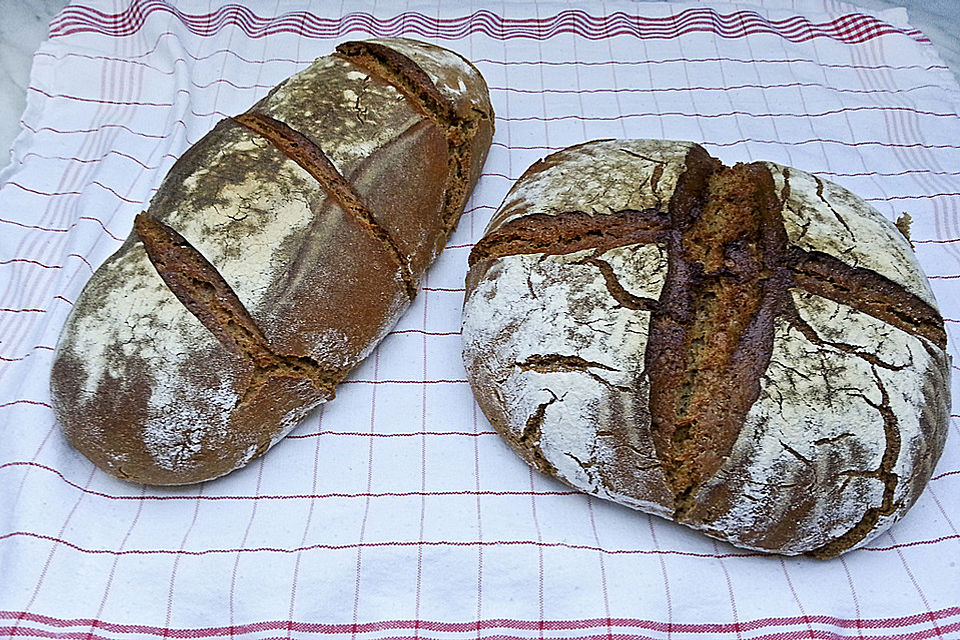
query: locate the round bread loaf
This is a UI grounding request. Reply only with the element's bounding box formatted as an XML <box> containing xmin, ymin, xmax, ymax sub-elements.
<box><xmin>51</xmin><ymin>38</ymin><xmax>493</xmax><ymax>485</ymax></box>
<box><xmin>461</xmin><ymin>139</ymin><xmax>950</xmax><ymax>558</ymax></box>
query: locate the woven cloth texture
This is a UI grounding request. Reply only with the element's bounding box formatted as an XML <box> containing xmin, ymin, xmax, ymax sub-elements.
<box><xmin>0</xmin><ymin>1</ymin><xmax>959</xmax><ymax>638</ymax></box>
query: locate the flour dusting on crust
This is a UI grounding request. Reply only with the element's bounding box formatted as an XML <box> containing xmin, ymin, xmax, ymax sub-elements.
<box><xmin>462</xmin><ymin>139</ymin><xmax>950</xmax><ymax>556</ymax></box>
<box><xmin>463</xmin><ymin>243</ymin><xmax>673</xmax><ymax>514</ymax></box>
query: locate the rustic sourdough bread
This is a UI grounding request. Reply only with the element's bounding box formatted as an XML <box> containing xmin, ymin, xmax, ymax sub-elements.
<box><xmin>461</xmin><ymin>139</ymin><xmax>950</xmax><ymax>558</ymax></box>
<box><xmin>51</xmin><ymin>38</ymin><xmax>493</xmax><ymax>485</ymax></box>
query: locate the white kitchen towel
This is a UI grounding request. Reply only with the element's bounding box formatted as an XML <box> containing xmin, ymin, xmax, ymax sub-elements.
<box><xmin>1</xmin><ymin>1</ymin><xmax>959</xmax><ymax>638</ymax></box>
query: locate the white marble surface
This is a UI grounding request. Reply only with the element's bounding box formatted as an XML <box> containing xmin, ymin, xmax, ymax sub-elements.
<box><xmin>0</xmin><ymin>0</ymin><xmax>958</xmax><ymax>170</ymax></box>
<box><xmin>0</xmin><ymin>0</ymin><xmax>67</xmax><ymax>169</ymax></box>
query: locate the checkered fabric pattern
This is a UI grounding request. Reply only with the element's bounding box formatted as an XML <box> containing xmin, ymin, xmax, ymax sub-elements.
<box><xmin>0</xmin><ymin>1</ymin><xmax>958</xmax><ymax>638</ymax></box>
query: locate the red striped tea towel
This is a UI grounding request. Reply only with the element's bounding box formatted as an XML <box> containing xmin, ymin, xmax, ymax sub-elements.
<box><xmin>1</xmin><ymin>1</ymin><xmax>959</xmax><ymax>639</ymax></box>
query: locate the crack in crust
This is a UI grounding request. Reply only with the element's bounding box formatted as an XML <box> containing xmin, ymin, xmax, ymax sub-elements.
<box><xmin>809</xmin><ymin>366</ymin><xmax>903</xmax><ymax>558</ymax></box>
<box><xmin>580</xmin><ymin>255</ymin><xmax>660</xmax><ymax>312</ymax></box>
<box><xmin>781</xmin><ymin>301</ymin><xmax>909</xmax><ymax>372</ymax></box>
<box><xmin>134</xmin><ymin>212</ymin><xmax>340</xmax><ymax>406</ymax></box>
<box><xmin>518</xmin><ymin>354</ymin><xmax>619</xmax><ymax>373</ymax></box>
<box><xmin>517</xmin><ymin>354</ymin><xmax>633</xmax><ymax>393</ymax></box>
<box><xmin>519</xmin><ymin>394</ymin><xmax>559</xmax><ymax>475</ymax></box>
<box><xmin>232</xmin><ymin>111</ymin><xmax>417</xmax><ymax>300</ymax></box>
<box><xmin>813</xmin><ymin>174</ymin><xmax>854</xmax><ymax>237</ymax></box>
<box><xmin>516</xmin><ymin>354</ymin><xmax>633</xmax><ymax>393</ymax></box>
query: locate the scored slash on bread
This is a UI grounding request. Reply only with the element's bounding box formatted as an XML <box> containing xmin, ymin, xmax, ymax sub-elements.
<box><xmin>50</xmin><ymin>39</ymin><xmax>494</xmax><ymax>485</ymax></box>
<box><xmin>462</xmin><ymin>139</ymin><xmax>950</xmax><ymax>558</ymax></box>
<box><xmin>230</xmin><ymin>110</ymin><xmax>418</xmax><ymax>299</ymax></box>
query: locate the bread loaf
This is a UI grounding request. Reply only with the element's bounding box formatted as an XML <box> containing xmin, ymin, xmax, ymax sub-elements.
<box><xmin>461</xmin><ymin>139</ymin><xmax>949</xmax><ymax>557</ymax></box>
<box><xmin>50</xmin><ymin>38</ymin><xmax>494</xmax><ymax>485</ymax></box>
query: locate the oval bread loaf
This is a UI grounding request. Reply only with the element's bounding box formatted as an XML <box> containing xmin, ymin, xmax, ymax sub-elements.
<box><xmin>51</xmin><ymin>38</ymin><xmax>494</xmax><ymax>485</ymax></box>
<box><xmin>461</xmin><ymin>139</ymin><xmax>950</xmax><ymax>558</ymax></box>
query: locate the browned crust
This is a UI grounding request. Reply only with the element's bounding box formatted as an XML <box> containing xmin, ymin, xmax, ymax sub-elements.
<box><xmin>334</xmin><ymin>40</ymin><xmax>494</xmax><ymax>241</ymax></box>
<box><xmin>336</xmin><ymin>40</ymin><xmax>460</xmax><ymax>126</ymax></box>
<box><xmin>137</xmin><ymin>40</ymin><xmax>497</xmax><ymax>399</ymax></box>
<box><xmin>52</xmin><ymin>39</ymin><xmax>494</xmax><ymax>487</ymax></box>
<box><xmin>466</xmin><ymin>142</ymin><xmax>948</xmax><ymax>558</ymax></box>
<box><xmin>789</xmin><ymin>248</ymin><xmax>947</xmax><ymax>350</ymax></box>
<box><xmin>133</xmin><ymin>212</ymin><xmax>338</xmax><ymax>406</ymax></box>
<box><xmin>469</xmin><ymin>210</ymin><xmax>671</xmax><ymax>267</ymax></box>
<box><xmin>232</xmin><ymin>111</ymin><xmax>416</xmax><ymax>300</ymax></box>
<box><xmin>646</xmin><ymin>160</ymin><xmax>789</xmax><ymax>515</ymax></box>
<box><xmin>142</xmin><ymin>40</ymin><xmax>494</xmax><ymax>392</ymax></box>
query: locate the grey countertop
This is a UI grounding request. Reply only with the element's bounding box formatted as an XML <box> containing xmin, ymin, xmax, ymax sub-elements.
<box><xmin>0</xmin><ymin>0</ymin><xmax>66</xmax><ymax>167</ymax></box>
<box><xmin>1</xmin><ymin>0</ymin><xmax>958</xmax><ymax>170</ymax></box>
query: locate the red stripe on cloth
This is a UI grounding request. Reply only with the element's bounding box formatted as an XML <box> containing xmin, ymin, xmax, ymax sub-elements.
<box><xmin>34</xmin><ymin>47</ymin><xmax>952</xmax><ymax>75</ymax></box>
<box><xmin>0</xmin><ymin>345</ymin><xmax>55</xmax><ymax>362</ymax></box>
<box><xmin>20</xmin><ymin>75</ymin><xmax>951</xmax><ymax>101</ymax></box>
<box><xmin>349</xmin><ymin>348</ymin><xmax>379</xmax><ymax>632</ymax></box>
<box><xmin>15</xmin><ymin>152</ymin><xmax>960</xmax><ymax>202</ymax></box>
<box><xmin>286</xmin><ymin>429</ymin><xmax>495</xmax><ymax>439</ymax></box>
<box><xmin>0</xmin><ymin>213</ymin><xmax>125</xmax><ymax>242</ymax></box>
<box><xmin>49</xmin><ymin>2</ymin><xmax>928</xmax><ymax>44</ymax></box>
<box><xmin>20</xmin><ymin>149</ymin><xmax>170</xmax><ymax>171</ymax></box>
<box><xmin>914</xmin><ymin>237</ymin><xmax>960</xmax><ymax>244</ymax></box>
<box><xmin>338</xmin><ymin>378</ymin><xmax>467</xmax><ymax>385</ymax></box>
<box><xmin>3</xmin><ymin>607</ymin><xmax>960</xmax><ymax>637</ymax></box>
<box><xmin>388</xmin><ymin>329</ymin><xmax>461</xmax><ymax>336</ymax></box>
<box><xmin>285</xmin><ymin>404</ymin><xmax>325</xmax><ymax>628</ymax></box>
<box><xmin>0</xmin><ymin>400</ymin><xmax>52</xmax><ymax>409</ymax></box>
<box><xmin>0</xmin><ymin>259</ymin><xmax>61</xmax><ymax>270</ymax></box>
<box><xmin>476</xmin><ymin>56</ymin><xmax>950</xmax><ymax>72</ymax></box>
<box><xmin>496</xmin><ymin>105</ymin><xmax>959</xmax><ymax>121</ymax></box>
<box><xmin>227</xmin><ymin>459</ymin><xmax>266</xmax><ymax>628</ymax></box>
<box><xmin>477</xmin><ymin>168</ymin><xmax>960</xmax><ymax>181</ymax></box>
<box><xmin>6</xmin><ymin>454</ymin><xmax>955</xmax><ymax>510</ymax></box>
<box><xmin>491</xmin><ymin>139</ymin><xmax>960</xmax><ymax>151</ymax></box>
<box><xmin>34</xmin><ymin>44</ymin><xmax>307</xmax><ymax>68</ymax></box>
<box><xmin>29</xmin><ymin>90</ymin><xmax>959</xmax><ymax>127</ymax></box>
<box><xmin>2</xmin><ymin>529</ymin><xmax>958</xmax><ymax>559</ymax></box>
<box><xmin>869</xmin><ymin>193</ymin><xmax>960</xmax><ymax>201</ymax></box>
<box><xmin>0</xmin><ymin>218</ymin><xmax>71</xmax><ymax>234</ymax></box>
<box><xmin>67</xmin><ymin>254</ymin><xmax>95</xmax><ymax>272</ymax></box>
<box><xmin>27</xmin><ymin>86</ymin><xmax>177</xmax><ymax>107</ymax></box>
<box><xmin>0</xmin><ymin>531</ymin><xmax>755</xmax><ymax>558</ymax></box>
<box><xmin>419</xmin><ymin>287</ymin><xmax>464</xmax><ymax>293</ymax></box>
<box><xmin>27</xmin><ymin>83</ymin><xmax>960</xmax><ymax>119</ymax></box>
<box><xmin>84</xmin><ymin>485</ymin><xmax>147</xmax><ymax>638</ymax></box>
<box><xmin>491</xmin><ymin>82</ymin><xmax>946</xmax><ymax>96</ymax></box>
<box><xmin>0</xmin><ymin>461</ymin><xmax>573</xmax><ymax>502</ymax></box>
<box><xmin>6</xmin><ymin>626</ymin><xmax>960</xmax><ymax>640</ymax></box>
<box><xmin>862</xmin><ymin>534</ymin><xmax>960</xmax><ymax>552</ymax></box>
<box><xmin>23</xmin><ymin>120</ymin><xmax>172</xmax><ymax>139</ymax></box>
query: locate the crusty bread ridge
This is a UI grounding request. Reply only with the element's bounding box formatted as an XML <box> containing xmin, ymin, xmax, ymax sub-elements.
<box><xmin>461</xmin><ymin>139</ymin><xmax>949</xmax><ymax>558</ymax></box>
<box><xmin>51</xmin><ymin>38</ymin><xmax>494</xmax><ymax>485</ymax></box>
